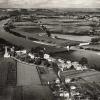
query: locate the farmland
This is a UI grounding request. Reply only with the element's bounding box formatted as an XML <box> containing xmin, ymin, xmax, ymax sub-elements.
<box><xmin>9</xmin><ymin>8</ymin><xmax>100</xmax><ymax>36</ymax></box>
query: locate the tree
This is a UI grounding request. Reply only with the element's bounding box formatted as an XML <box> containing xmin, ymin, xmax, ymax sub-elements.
<box><xmin>41</xmin><ymin>25</ymin><xmax>51</xmax><ymax>37</ymax></box>
<box><xmin>79</xmin><ymin>57</ymin><xmax>88</xmax><ymax>66</ymax></box>
<box><xmin>30</xmin><ymin>14</ymin><xmax>37</xmax><ymax>22</ymax></box>
<box><xmin>8</xmin><ymin>10</ymin><xmax>21</xmax><ymax>17</ymax></box>
<box><xmin>31</xmin><ymin>46</ymin><xmax>45</xmax><ymax>58</ymax></box>
<box><xmin>46</xmin><ymin>30</ymin><xmax>51</xmax><ymax>37</ymax></box>
<box><xmin>90</xmin><ymin>18</ymin><xmax>99</xmax><ymax>35</ymax></box>
<box><xmin>20</xmin><ymin>9</ymin><xmax>29</xmax><ymax>15</ymax></box>
<box><xmin>91</xmin><ymin>38</ymin><xmax>100</xmax><ymax>43</ymax></box>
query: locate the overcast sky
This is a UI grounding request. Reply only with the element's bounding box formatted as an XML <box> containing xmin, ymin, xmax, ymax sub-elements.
<box><xmin>0</xmin><ymin>0</ymin><xmax>100</xmax><ymax>8</ymax></box>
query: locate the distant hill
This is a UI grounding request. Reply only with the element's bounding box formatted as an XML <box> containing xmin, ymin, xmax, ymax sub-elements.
<box><xmin>32</xmin><ymin>8</ymin><xmax>100</xmax><ymax>13</ymax></box>
<box><xmin>1</xmin><ymin>8</ymin><xmax>100</xmax><ymax>16</ymax></box>
<box><xmin>52</xmin><ymin>8</ymin><xmax>100</xmax><ymax>13</ymax></box>
<box><xmin>31</xmin><ymin>8</ymin><xmax>100</xmax><ymax>16</ymax></box>
<box><xmin>32</xmin><ymin>8</ymin><xmax>57</xmax><ymax>16</ymax></box>
<box><xmin>1</xmin><ymin>8</ymin><xmax>100</xmax><ymax>13</ymax></box>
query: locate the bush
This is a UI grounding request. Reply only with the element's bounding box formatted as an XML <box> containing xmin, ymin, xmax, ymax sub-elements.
<box><xmin>79</xmin><ymin>57</ymin><xmax>88</xmax><ymax>66</ymax></box>
<box><xmin>79</xmin><ymin>46</ymin><xmax>84</xmax><ymax>49</ymax></box>
<box><xmin>91</xmin><ymin>38</ymin><xmax>100</xmax><ymax>43</ymax></box>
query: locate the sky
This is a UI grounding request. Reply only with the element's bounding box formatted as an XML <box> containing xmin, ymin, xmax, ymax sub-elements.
<box><xmin>0</xmin><ymin>0</ymin><xmax>100</xmax><ymax>8</ymax></box>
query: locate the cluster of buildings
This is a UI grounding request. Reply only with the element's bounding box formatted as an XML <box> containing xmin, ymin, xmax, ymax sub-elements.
<box><xmin>3</xmin><ymin>45</ymin><xmax>87</xmax><ymax>72</ymax></box>
<box><xmin>3</xmin><ymin>44</ymin><xmax>88</xmax><ymax>73</ymax></box>
<box><xmin>3</xmin><ymin>45</ymin><xmax>100</xmax><ymax>100</ymax></box>
<box><xmin>57</xmin><ymin>59</ymin><xmax>88</xmax><ymax>72</ymax></box>
<box><xmin>49</xmin><ymin>77</ymin><xmax>85</xmax><ymax>100</ymax></box>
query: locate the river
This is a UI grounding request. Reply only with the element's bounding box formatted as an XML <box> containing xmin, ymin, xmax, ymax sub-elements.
<box><xmin>1</xmin><ymin>19</ymin><xmax>100</xmax><ymax>70</ymax></box>
<box><xmin>52</xmin><ymin>34</ymin><xmax>97</xmax><ymax>42</ymax></box>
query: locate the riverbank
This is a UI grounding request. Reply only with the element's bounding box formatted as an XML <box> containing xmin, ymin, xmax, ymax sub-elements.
<box><xmin>52</xmin><ymin>34</ymin><xmax>96</xmax><ymax>42</ymax></box>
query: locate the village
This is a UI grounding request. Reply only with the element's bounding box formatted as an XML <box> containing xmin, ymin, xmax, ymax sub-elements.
<box><xmin>0</xmin><ymin>40</ymin><xmax>100</xmax><ymax>100</ymax></box>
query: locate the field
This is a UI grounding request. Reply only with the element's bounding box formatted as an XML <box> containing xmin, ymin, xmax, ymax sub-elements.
<box><xmin>38</xmin><ymin>18</ymin><xmax>92</xmax><ymax>35</ymax></box>
<box><xmin>17</xmin><ymin>25</ymin><xmax>91</xmax><ymax>35</ymax></box>
<box><xmin>14</xmin><ymin>19</ymin><xmax>93</xmax><ymax>35</ymax></box>
<box><xmin>11</xmin><ymin>12</ymin><xmax>100</xmax><ymax>51</ymax></box>
<box><xmin>16</xmin><ymin>62</ymin><xmax>54</xmax><ymax>100</ymax></box>
<box><xmin>8</xmin><ymin>27</ymin><xmax>80</xmax><ymax>47</ymax></box>
<box><xmin>0</xmin><ymin>58</ymin><xmax>17</xmax><ymax>86</ymax></box>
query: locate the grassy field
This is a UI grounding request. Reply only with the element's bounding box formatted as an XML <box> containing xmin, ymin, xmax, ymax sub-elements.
<box><xmin>0</xmin><ymin>58</ymin><xmax>17</xmax><ymax>86</ymax></box>
<box><xmin>13</xmin><ymin>22</ymin><xmax>37</xmax><ymax>26</ymax></box>
<box><xmin>60</xmin><ymin>69</ymin><xmax>100</xmax><ymax>82</ymax></box>
<box><xmin>13</xmin><ymin>18</ymin><xmax>100</xmax><ymax>51</ymax></box>
<box><xmin>9</xmin><ymin>27</ymin><xmax>80</xmax><ymax>47</ymax></box>
<box><xmin>16</xmin><ymin>27</ymin><xmax>44</xmax><ymax>34</ymax></box>
<box><xmin>37</xmin><ymin>18</ymin><xmax>93</xmax><ymax>35</ymax></box>
<box><xmin>0</xmin><ymin>58</ymin><xmax>54</xmax><ymax>100</ymax></box>
<box><xmin>13</xmin><ymin>17</ymin><xmax>100</xmax><ymax>36</ymax></box>
<box><xmin>17</xmin><ymin>62</ymin><xmax>41</xmax><ymax>86</ymax></box>
<box><xmin>15</xmin><ymin>61</ymin><xmax>54</xmax><ymax>100</ymax></box>
<box><xmin>17</xmin><ymin>25</ymin><xmax>91</xmax><ymax>35</ymax></box>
